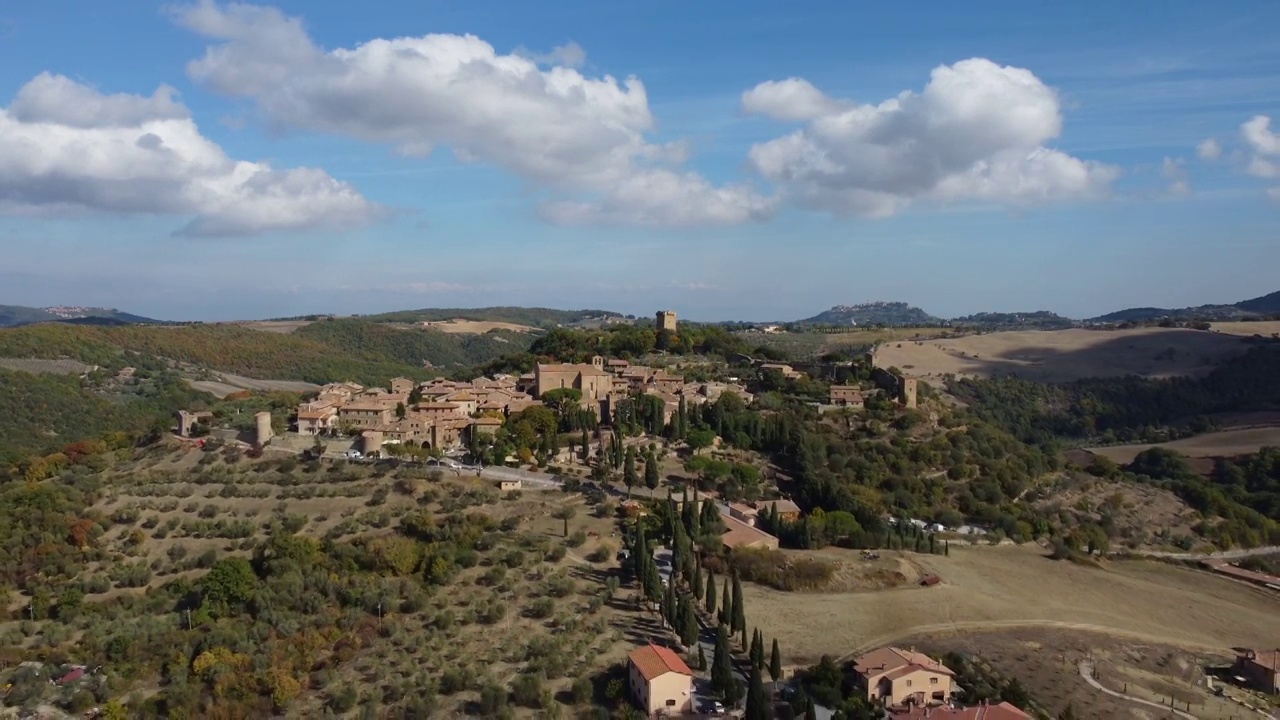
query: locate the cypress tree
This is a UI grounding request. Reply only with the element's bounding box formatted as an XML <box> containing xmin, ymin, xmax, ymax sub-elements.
<box><xmin>697</xmin><ymin>645</ymin><xmax>707</xmax><ymax>671</ymax></box>
<box><xmin>719</xmin><ymin>582</ymin><xmax>730</xmax><ymax>626</ymax></box>
<box><xmin>705</xmin><ymin>571</ymin><xmax>717</xmax><ymax>616</ymax></box>
<box><xmin>745</xmin><ymin>662</ymin><xmax>767</xmax><ymax>720</ymax></box>
<box><xmin>749</xmin><ymin>628</ymin><xmax>763</xmax><ymax>670</ymax></box>
<box><xmin>711</xmin><ymin>626</ymin><xmax>733</xmax><ymax>700</ymax></box>
<box><xmin>731</xmin><ymin>571</ymin><xmax>746</xmax><ymax>636</ymax></box>
<box><xmin>680</xmin><ymin>596</ymin><xmax>699</xmax><ymax>647</ymax></box>
<box><xmin>769</xmin><ymin>638</ymin><xmax>782</xmax><ymax>683</ymax></box>
<box><xmin>644</xmin><ymin>451</ymin><xmax>660</xmax><ymax>489</ymax></box>
<box><xmin>580</xmin><ymin>427</ymin><xmax>589</xmax><ymax>461</ymax></box>
<box><xmin>693</xmin><ymin>561</ymin><xmax>704</xmax><ymax>599</ymax></box>
<box><xmin>945</xmin><ymin>539</ymin><xmax>950</xmax><ymax>556</ymax></box>
<box><xmin>624</xmin><ymin>447</ymin><xmax>638</xmax><ymax>492</ymax></box>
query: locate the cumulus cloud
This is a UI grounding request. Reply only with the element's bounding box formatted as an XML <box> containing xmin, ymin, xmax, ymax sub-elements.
<box><xmin>0</xmin><ymin>72</ymin><xmax>379</xmax><ymax>236</ymax></box>
<box><xmin>741</xmin><ymin>78</ymin><xmax>849</xmax><ymax>122</ymax></box>
<box><xmin>1242</xmin><ymin>115</ymin><xmax>1280</xmax><ymax>179</ymax></box>
<box><xmin>1195</xmin><ymin>138</ymin><xmax>1222</xmax><ymax>161</ymax></box>
<box><xmin>171</xmin><ymin>1</ymin><xmax>771</xmax><ymax>227</ymax></box>
<box><xmin>743</xmin><ymin>58</ymin><xmax>1118</xmax><ymax>218</ymax></box>
<box><xmin>1161</xmin><ymin>157</ymin><xmax>1190</xmax><ymax>197</ymax></box>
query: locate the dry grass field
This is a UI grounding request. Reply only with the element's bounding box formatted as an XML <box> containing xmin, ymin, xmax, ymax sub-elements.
<box><xmin>0</xmin><ymin>358</ymin><xmax>97</xmax><ymax>375</ymax></box>
<box><xmin>1029</xmin><ymin>475</ymin><xmax>1210</xmax><ymax>552</ymax></box>
<box><xmin>186</xmin><ymin>371</ymin><xmax>320</xmax><ymax>398</ymax></box>
<box><xmin>742</xmin><ymin>544</ymin><xmax>1280</xmax><ymax>668</ymax></box>
<box><xmin>1086</xmin><ymin>426</ymin><xmax>1280</xmax><ymax>464</ymax></box>
<box><xmin>234</xmin><ymin>320</ymin><xmax>314</xmax><ymax>334</ymax></box>
<box><xmin>873</xmin><ymin>327</ymin><xmax>1250</xmax><ymax>383</ymax></box>
<box><xmin>420</xmin><ymin>319</ymin><xmax>538</xmax><ymax>334</ymax></box>
<box><xmin>1210</xmin><ymin>321</ymin><xmax>1280</xmax><ymax>337</ymax></box>
<box><xmin>745</xmin><ymin>327</ymin><xmax>953</xmax><ymax>358</ymax></box>
<box><xmin>912</xmin><ymin>628</ymin><xmax>1257</xmax><ymax>719</ymax></box>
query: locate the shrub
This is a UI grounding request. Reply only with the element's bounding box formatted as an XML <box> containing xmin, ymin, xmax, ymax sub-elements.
<box><xmin>566</xmin><ymin>530</ymin><xmax>587</xmax><ymax>548</ymax></box>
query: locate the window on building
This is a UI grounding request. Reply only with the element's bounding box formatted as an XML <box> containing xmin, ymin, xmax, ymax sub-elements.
<box><xmin>666</xmin><ymin>699</ymin><xmax>676</xmax><ymax>706</ymax></box>
<box><xmin>905</xmin><ymin>680</ymin><xmax>912</xmax><ymax>687</ymax></box>
<box><xmin>930</xmin><ymin>677</ymin><xmax>938</xmax><ymax>685</ymax></box>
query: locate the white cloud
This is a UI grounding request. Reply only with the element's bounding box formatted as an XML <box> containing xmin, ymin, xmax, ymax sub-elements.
<box><xmin>741</xmin><ymin>78</ymin><xmax>849</xmax><ymax>122</ymax></box>
<box><xmin>743</xmin><ymin>58</ymin><xmax>1118</xmax><ymax>218</ymax></box>
<box><xmin>172</xmin><ymin>1</ymin><xmax>770</xmax><ymax>227</ymax></box>
<box><xmin>1268</xmin><ymin>187</ymin><xmax>1280</xmax><ymax>202</ymax></box>
<box><xmin>1195</xmin><ymin>138</ymin><xmax>1221</xmax><ymax>161</ymax></box>
<box><xmin>513</xmin><ymin>42</ymin><xmax>587</xmax><ymax>69</ymax></box>
<box><xmin>1161</xmin><ymin>157</ymin><xmax>1190</xmax><ymax>197</ymax></box>
<box><xmin>0</xmin><ymin>72</ymin><xmax>379</xmax><ymax>236</ymax></box>
<box><xmin>1242</xmin><ymin>115</ymin><xmax>1280</xmax><ymax>180</ymax></box>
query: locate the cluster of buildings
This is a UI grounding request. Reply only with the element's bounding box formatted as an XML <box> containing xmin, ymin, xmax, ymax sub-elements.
<box><xmin>288</xmin><ymin>348</ymin><xmax>752</xmax><ymax>454</ymax></box>
<box><xmin>294</xmin><ymin>376</ymin><xmax>536</xmax><ymax>452</ymax></box>
<box><xmin>624</xmin><ymin>643</ymin><xmax>1031</xmax><ymax>718</ymax></box>
<box><xmin>531</xmin><ymin>355</ymin><xmax>752</xmax><ymax>426</ymax></box>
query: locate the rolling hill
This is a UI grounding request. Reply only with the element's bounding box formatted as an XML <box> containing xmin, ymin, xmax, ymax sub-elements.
<box><xmin>362</xmin><ymin>306</ymin><xmax>621</xmax><ymax>328</ymax></box>
<box><xmin>0</xmin><ymin>304</ymin><xmax>156</xmax><ymax>327</ymax></box>
<box><xmin>1090</xmin><ymin>290</ymin><xmax>1280</xmax><ymax>323</ymax></box>
<box><xmin>800</xmin><ymin>302</ymin><xmax>940</xmax><ymax>326</ymax></box>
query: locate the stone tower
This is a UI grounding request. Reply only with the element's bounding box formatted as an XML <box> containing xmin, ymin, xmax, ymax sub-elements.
<box><xmin>656</xmin><ymin>310</ymin><xmax>678</xmax><ymax>333</ymax></box>
<box><xmin>254</xmin><ymin>411</ymin><xmax>273</xmax><ymax>447</ymax></box>
<box><xmin>901</xmin><ymin>378</ymin><xmax>918</xmax><ymax>410</ymax></box>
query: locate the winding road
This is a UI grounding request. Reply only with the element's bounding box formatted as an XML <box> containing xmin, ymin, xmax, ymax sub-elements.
<box><xmin>1078</xmin><ymin>660</ymin><xmax>1198</xmax><ymax>719</ymax></box>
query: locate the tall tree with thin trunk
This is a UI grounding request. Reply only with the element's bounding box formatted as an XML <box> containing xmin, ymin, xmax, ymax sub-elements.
<box><xmin>644</xmin><ymin>451</ymin><xmax>660</xmax><ymax>489</ymax></box>
<box><xmin>745</xmin><ymin>662</ymin><xmax>768</xmax><ymax>720</ymax></box>
<box><xmin>749</xmin><ymin>628</ymin><xmax>763</xmax><ymax>670</ymax></box>
<box><xmin>769</xmin><ymin>638</ymin><xmax>782</xmax><ymax>684</ymax></box>
<box><xmin>711</xmin><ymin>626</ymin><xmax>734</xmax><ymax>701</ymax></box>
<box><xmin>719</xmin><ymin>582</ymin><xmax>731</xmax><ymax>626</ymax></box>
<box><xmin>705</xmin><ymin>571</ymin><xmax>717</xmax><ymax>616</ymax></box>
<box><xmin>731</xmin><ymin>570</ymin><xmax>746</xmax><ymax>637</ymax></box>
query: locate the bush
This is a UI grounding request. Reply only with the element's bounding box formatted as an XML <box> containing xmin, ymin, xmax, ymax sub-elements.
<box><xmin>727</xmin><ymin>547</ymin><xmax>835</xmax><ymax>591</ymax></box>
<box><xmin>566</xmin><ymin>530</ymin><xmax>587</xmax><ymax>548</ymax></box>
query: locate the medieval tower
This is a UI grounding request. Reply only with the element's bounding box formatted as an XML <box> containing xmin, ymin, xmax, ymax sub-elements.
<box><xmin>254</xmin><ymin>411</ymin><xmax>274</xmax><ymax>447</ymax></box>
<box><xmin>656</xmin><ymin>310</ymin><xmax>678</xmax><ymax>333</ymax></box>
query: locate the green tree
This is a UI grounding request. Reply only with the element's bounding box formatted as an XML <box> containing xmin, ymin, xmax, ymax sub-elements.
<box><xmin>624</xmin><ymin>447</ymin><xmax>638</xmax><ymax>495</ymax></box>
<box><xmin>719</xmin><ymin>582</ymin><xmax>730</xmax><ymax>626</ymax></box>
<box><xmin>749</xmin><ymin>628</ymin><xmax>763</xmax><ymax>670</ymax></box>
<box><xmin>705</xmin><ymin>571</ymin><xmax>717</xmax><ymax>616</ymax></box>
<box><xmin>769</xmin><ymin>638</ymin><xmax>782</xmax><ymax>683</ymax></box>
<box><xmin>745</xmin><ymin>663</ymin><xmax>768</xmax><ymax>720</ymax></box>
<box><xmin>731</xmin><ymin>571</ymin><xmax>746</xmax><ymax>637</ymax></box>
<box><xmin>679</xmin><ymin>596</ymin><xmax>699</xmax><ymax>647</ymax></box>
<box><xmin>711</xmin><ymin>626</ymin><xmax>734</xmax><ymax>701</ymax></box>
<box><xmin>395</xmin><ymin>401</ymin><xmax>406</xmax><ymax>420</ymax></box>
<box><xmin>200</xmin><ymin>556</ymin><xmax>257</xmax><ymax>617</ymax></box>
<box><xmin>644</xmin><ymin>451</ymin><xmax>660</xmax><ymax>489</ymax></box>
<box><xmin>687</xmin><ymin>427</ymin><xmax>715</xmax><ymax>454</ymax></box>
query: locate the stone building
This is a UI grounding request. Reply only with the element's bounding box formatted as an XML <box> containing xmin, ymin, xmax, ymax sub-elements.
<box><xmin>176</xmin><ymin>410</ymin><xmax>214</xmax><ymax>437</ymax></box>
<box><xmin>655</xmin><ymin>310</ymin><xmax>678</xmax><ymax>333</ymax></box>
<box><xmin>534</xmin><ymin>356</ymin><xmax>614</xmax><ymax>415</ymax></box>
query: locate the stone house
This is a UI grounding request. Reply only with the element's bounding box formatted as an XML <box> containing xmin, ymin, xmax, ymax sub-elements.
<box><xmin>853</xmin><ymin>647</ymin><xmax>955</xmax><ymax>708</ymax></box>
<box><xmin>628</xmin><ymin>644</ymin><xmax>693</xmax><ymax>716</ymax></box>
<box><xmin>829</xmin><ymin>385</ymin><xmax>866</xmax><ymax>408</ymax></box>
<box><xmin>297</xmin><ymin>406</ymin><xmax>338</xmax><ymax>435</ymax></box>
<box><xmin>338</xmin><ymin>401</ymin><xmax>395</xmax><ymax>430</ymax></box>
<box><xmin>1234</xmin><ymin>649</ymin><xmax>1279</xmax><ymax>694</ymax></box>
<box><xmin>176</xmin><ymin>410</ymin><xmax>214</xmax><ymax>437</ymax></box>
<box><xmin>389</xmin><ymin>377</ymin><xmax>415</xmax><ymax>395</ymax></box>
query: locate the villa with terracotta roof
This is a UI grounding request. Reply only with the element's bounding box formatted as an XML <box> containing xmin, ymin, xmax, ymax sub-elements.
<box><xmin>628</xmin><ymin>644</ymin><xmax>694</xmax><ymax>716</ymax></box>
<box><xmin>854</xmin><ymin>646</ymin><xmax>956</xmax><ymax>708</ymax></box>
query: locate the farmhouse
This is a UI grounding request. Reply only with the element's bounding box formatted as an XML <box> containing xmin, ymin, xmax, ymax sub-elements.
<box><xmin>1234</xmin><ymin>648</ymin><xmax>1279</xmax><ymax>694</ymax></box>
<box><xmin>627</xmin><ymin>643</ymin><xmax>693</xmax><ymax>716</ymax></box>
<box><xmin>760</xmin><ymin>362</ymin><xmax>803</xmax><ymax>380</ymax></box>
<box><xmin>853</xmin><ymin>646</ymin><xmax>956</xmax><ymax>708</ymax></box>
<box><xmin>758</xmin><ymin>498</ymin><xmax>802</xmax><ymax>521</ymax></box>
<box><xmin>720</xmin><ymin>513</ymin><xmax>781</xmax><ymax>550</ymax></box>
<box><xmin>829</xmin><ymin>385</ymin><xmax>866</xmax><ymax>408</ymax></box>
<box><xmin>498</xmin><ymin>479</ymin><xmax>521</xmax><ymax>491</ymax></box>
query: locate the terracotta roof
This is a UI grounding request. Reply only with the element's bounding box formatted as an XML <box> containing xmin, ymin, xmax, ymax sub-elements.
<box><xmin>1243</xmin><ymin>649</ymin><xmax>1280</xmax><ymax>672</ymax></box>
<box><xmin>892</xmin><ymin>702</ymin><xmax>1029</xmax><ymax>720</ymax></box>
<box><xmin>629</xmin><ymin>644</ymin><xmax>693</xmax><ymax>681</ymax></box>
<box><xmin>418</xmin><ymin>402</ymin><xmax>460</xmax><ymax>410</ymax></box>
<box><xmin>719</xmin><ymin>514</ymin><xmax>779</xmax><ymax>549</ymax></box>
<box><xmin>729</xmin><ymin>502</ymin><xmax>758</xmax><ymax>516</ymax></box>
<box><xmin>762</xmin><ymin>499</ymin><xmax>801</xmax><ymax>514</ymax></box>
<box><xmin>297</xmin><ymin>409</ymin><xmax>334</xmax><ymax>420</ymax></box>
<box><xmin>854</xmin><ymin>647</ymin><xmax>954</xmax><ymax>679</ymax></box>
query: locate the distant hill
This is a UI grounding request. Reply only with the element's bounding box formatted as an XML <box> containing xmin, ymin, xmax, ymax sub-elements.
<box><xmin>363</xmin><ymin>306</ymin><xmax>621</xmax><ymax>328</ymax></box>
<box><xmin>950</xmin><ymin>311</ymin><xmax>1075</xmax><ymax>330</ymax></box>
<box><xmin>1090</xmin><ymin>290</ymin><xmax>1280</xmax><ymax>323</ymax></box>
<box><xmin>800</xmin><ymin>302</ymin><xmax>940</xmax><ymax>326</ymax></box>
<box><xmin>0</xmin><ymin>305</ymin><xmax>155</xmax><ymax>328</ymax></box>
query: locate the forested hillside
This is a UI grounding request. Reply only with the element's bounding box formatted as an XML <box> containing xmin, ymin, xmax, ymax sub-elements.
<box><xmin>0</xmin><ymin>322</ymin><xmax>519</xmax><ymax>386</ymax></box>
<box><xmin>0</xmin><ymin>368</ymin><xmax>201</xmax><ymax>464</ymax></box>
<box><xmin>363</xmin><ymin>306</ymin><xmax>617</xmax><ymax>327</ymax></box>
<box><xmin>950</xmin><ymin>345</ymin><xmax>1280</xmax><ymax>446</ymax></box>
<box><xmin>295</xmin><ymin>319</ymin><xmax>532</xmax><ymax>369</ymax></box>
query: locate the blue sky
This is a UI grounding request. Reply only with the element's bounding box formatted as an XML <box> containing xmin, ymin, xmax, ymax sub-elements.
<box><xmin>0</xmin><ymin>1</ymin><xmax>1278</xmax><ymax>321</ymax></box>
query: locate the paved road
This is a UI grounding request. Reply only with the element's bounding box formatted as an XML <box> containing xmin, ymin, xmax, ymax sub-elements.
<box><xmin>1078</xmin><ymin>660</ymin><xmax>1197</xmax><ymax>719</ymax></box>
<box><xmin>1109</xmin><ymin>545</ymin><xmax>1280</xmax><ymax>561</ymax></box>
